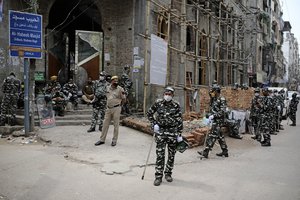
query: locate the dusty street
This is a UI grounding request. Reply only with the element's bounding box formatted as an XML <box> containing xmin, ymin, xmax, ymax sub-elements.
<box><xmin>0</xmin><ymin>116</ymin><xmax>300</xmax><ymax>200</ymax></box>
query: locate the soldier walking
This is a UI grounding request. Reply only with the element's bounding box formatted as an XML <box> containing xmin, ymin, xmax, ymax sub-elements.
<box><xmin>197</xmin><ymin>85</ymin><xmax>229</xmax><ymax>158</ymax></box>
<box><xmin>0</xmin><ymin>72</ymin><xmax>21</xmax><ymax>126</ymax></box>
<box><xmin>87</xmin><ymin>71</ymin><xmax>108</xmax><ymax>132</ymax></box>
<box><xmin>288</xmin><ymin>93</ymin><xmax>299</xmax><ymax>126</ymax></box>
<box><xmin>147</xmin><ymin>86</ymin><xmax>183</xmax><ymax>186</ymax></box>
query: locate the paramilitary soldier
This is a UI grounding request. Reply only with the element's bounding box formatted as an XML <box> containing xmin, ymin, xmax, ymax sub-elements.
<box><xmin>288</xmin><ymin>93</ymin><xmax>299</xmax><ymax>126</ymax></box>
<box><xmin>147</xmin><ymin>86</ymin><xmax>183</xmax><ymax>186</ymax></box>
<box><xmin>120</xmin><ymin>65</ymin><xmax>133</xmax><ymax>115</ymax></box>
<box><xmin>0</xmin><ymin>72</ymin><xmax>21</xmax><ymax>126</ymax></box>
<box><xmin>257</xmin><ymin>88</ymin><xmax>273</xmax><ymax>146</ymax></box>
<box><xmin>87</xmin><ymin>71</ymin><xmax>108</xmax><ymax>132</ymax></box>
<box><xmin>62</xmin><ymin>78</ymin><xmax>79</xmax><ymax>110</ymax></box>
<box><xmin>250</xmin><ymin>87</ymin><xmax>262</xmax><ymax>142</ymax></box>
<box><xmin>198</xmin><ymin>85</ymin><xmax>229</xmax><ymax>159</ymax></box>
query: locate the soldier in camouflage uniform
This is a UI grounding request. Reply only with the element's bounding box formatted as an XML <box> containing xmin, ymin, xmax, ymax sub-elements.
<box><xmin>257</xmin><ymin>88</ymin><xmax>273</xmax><ymax>146</ymax></box>
<box><xmin>278</xmin><ymin>89</ymin><xmax>285</xmax><ymax>130</ymax></box>
<box><xmin>87</xmin><ymin>71</ymin><xmax>108</xmax><ymax>132</ymax></box>
<box><xmin>273</xmin><ymin>90</ymin><xmax>282</xmax><ymax>132</ymax></box>
<box><xmin>197</xmin><ymin>85</ymin><xmax>229</xmax><ymax>158</ymax></box>
<box><xmin>0</xmin><ymin>72</ymin><xmax>21</xmax><ymax>126</ymax></box>
<box><xmin>120</xmin><ymin>65</ymin><xmax>133</xmax><ymax>115</ymax></box>
<box><xmin>288</xmin><ymin>93</ymin><xmax>299</xmax><ymax>126</ymax></box>
<box><xmin>43</xmin><ymin>75</ymin><xmax>61</xmax><ymax>103</ymax></box>
<box><xmin>62</xmin><ymin>78</ymin><xmax>79</xmax><ymax>110</ymax></box>
<box><xmin>147</xmin><ymin>86</ymin><xmax>183</xmax><ymax>186</ymax></box>
<box><xmin>268</xmin><ymin>90</ymin><xmax>277</xmax><ymax>135</ymax></box>
<box><xmin>52</xmin><ymin>86</ymin><xmax>66</xmax><ymax>116</ymax></box>
<box><xmin>250</xmin><ymin>88</ymin><xmax>262</xmax><ymax>141</ymax></box>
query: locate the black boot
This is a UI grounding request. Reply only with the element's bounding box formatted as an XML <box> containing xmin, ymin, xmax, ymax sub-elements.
<box><xmin>229</xmin><ymin>134</ymin><xmax>243</xmax><ymax>139</ymax></box>
<box><xmin>153</xmin><ymin>177</ymin><xmax>162</xmax><ymax>186</ymax></box>
<box><xmin>197</xmin><ymin>149</ymin><xmax>209</xmax><ymax>158</ymax></box>
<box><xmin>87</xmin><ymin>127</ymin><xmax>96</xmax><ymax>132</ymax></box>
<box><xmin>99</xmin><ymin>126</ymin><xmax>102</xmax><ymax>131</ymax></box>
<box><xmin>290</xmin><ymin>123</ymin><xmax>296</xmax><ymax>126</ymax></box>
<box><xmin>216</xmin><ymin>149</ymin><xmax>229</xmax><ymax>157</ymax></box>
<box><xmin>261</xmin><ymin>141</ymin><xmax>271</xmax><ymax>147</ymax></box>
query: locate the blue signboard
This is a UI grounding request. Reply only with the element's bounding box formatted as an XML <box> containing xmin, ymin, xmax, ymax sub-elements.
<box><xmin>9</xmin><ymin>10</ymin><xmax>42</xmax><ymax>59</ymax></box>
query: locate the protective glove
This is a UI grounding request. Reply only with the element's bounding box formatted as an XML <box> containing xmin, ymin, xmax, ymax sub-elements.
<box><xmin>277</xmin><ymin>106</ymin><xmax>281</xmax><ymax>111</ymax></box>
<box><xmin>153</xmin><ymin>124</ymin><xmax>160</xmax><ymax>134</ymax></box>
<box><xmin>209</xmin><ymin>115</ymin><xmax>214</xmax><ymax>121</ymax></box>
<box><xmin>177</xmin><ymin>135</ymin><xmax>183</xmax><ymax>142</ymax></box>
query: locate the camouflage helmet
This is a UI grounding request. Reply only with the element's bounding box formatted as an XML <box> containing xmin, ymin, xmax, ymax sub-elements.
<box><xmin>176</xmin><ymin>137</ymin><xmax>189</xmax><ymax>153</ymax></box>
<box><xmin>273</xmin><ymin>89</ymin><xmax>278</xmax><ymax>93</ymax></box>
<box><xmin>279</xmin><ymin>89</ymin><xmax>285</xmax><ymax>93</ymax></box>
<box><xmin>292</xmin><ymin>93</ymin><xmax>297</xmax><ymax>98</ymax></box>
<box><xmin>254</xmin><ymin>87</ymin><xmax>260</xmax><ymax>93</ymax></box>
<box><xmin>165</xmin><ymin>86</ymin><xmax>175</xmax><ymax>94</ymax></box>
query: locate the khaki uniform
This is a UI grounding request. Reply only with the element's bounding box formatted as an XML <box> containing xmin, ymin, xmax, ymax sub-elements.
<box><xmin>99</xmin><ymin>85</ymin><xmax>126</xmax><ymax>144</ymax></box>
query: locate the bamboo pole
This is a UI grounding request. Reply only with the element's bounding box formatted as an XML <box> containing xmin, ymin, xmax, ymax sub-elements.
<box><xmin>143</xmin><ymin>0</ymin><xmax>151</xmax><ymax>116</ymax></box>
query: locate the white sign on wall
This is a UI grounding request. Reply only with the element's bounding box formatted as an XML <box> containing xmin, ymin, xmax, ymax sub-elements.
<box><xmin>150</xmin><ymin>34</ymin><xmax>167</xmax><ymax>86</ymax></box>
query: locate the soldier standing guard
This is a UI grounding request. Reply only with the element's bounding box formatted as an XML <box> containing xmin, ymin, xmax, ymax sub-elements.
<box><xmin>0</xmin><ymin>72</ymin><xmax>21</xmax><ymax>126</ymax></box>
<box><xmin>87</xmin><ymin>71</ymin><xmax>108</xmax><ymax>132</ymax></box>
<box><xmin>147</xmin><ymin>86</ymin><xmax>183</xmax><ymax>186</ymax></box>
<box><xmin>288</xmin><ymin>93</ymin><xmax>299</xmax><ymax>126</ymax></box>
<box><xmin>197</xmin><ymin>85</ymin><xmax>229</xmax><ymax>158</ymax></box>
<box><xmin>250</xmin><ymin>88</ymin><xmax>262</xmax><ymax>142</ymax></box>
<box><xmin>120</xmin><ymin>65</ymin><xmax>133</xmax><ymax>116</ymax></box>
<box><xmin>258</xmin><ymin>88</ymin><xmax>273</xmax><ymax>146</ymax></box>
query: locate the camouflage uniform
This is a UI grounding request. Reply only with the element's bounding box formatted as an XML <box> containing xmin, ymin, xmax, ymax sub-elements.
<box><xmin>250</xmin><ymin>91</ymin><xmax>262</xmax><ymax>141</ymax></box>
<box><xmin>62</xmin><ymin>81</ymin><xmax>79</xmax><ymax>109</ymax></box>
<box><xmin>273</xmin><ymin>91</ymin><xmax>282</xmax><ymax>132</ymax></box>
<box><xmin>120</xmin><ymin>67</ymin><xmax>133</xmax><ymax>115</ymax></box>
<box><xmin>43</xmin><ymin>81</ymin><xmax>61</xmax><ymax>103</ymax></box>
<box><xmin>259</xmin><ymin>88</ymin><xmax>273</xmax><ymax>146</ymax></box>
<box><xmin>200</xmin><ymin>94</ymin><xmax>229</xmax><ymax>157</ymax></box>
<box><xmin>288</xmin><ymin>94</ymin><xmax>299</xmax><ymax>126</ymax></box>
<box><xmin>88</xmin><ymin>79</ymin><xmax>107</xmax><ymax>131</ymax></box>
<box><xmin>52</xmin><ymin>89</ymin><xmax>66</xmax><ymax>116</ymax></box>
<box><xmin>278</xmin><ymin>90</ymin><xmax>285</xmax><ymax>128</ymax></box>
<box><xmin>0</xmin><ymin>74</ymin><xmax>21</xmax><ymax>126</ymax></box>
<box><xmin>147</xmin><ymin>96</ymin><xmax>183</xmax><ymax>181</ymax></box>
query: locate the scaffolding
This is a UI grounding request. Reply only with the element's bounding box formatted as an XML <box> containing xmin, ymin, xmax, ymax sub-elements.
<box><xmin>142</xmin><ymin>0</ymin><xmax>254</xmax><ymax>113</ymax></box>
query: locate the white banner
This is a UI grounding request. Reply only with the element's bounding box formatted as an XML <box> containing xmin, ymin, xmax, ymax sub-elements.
<box><xmin>150</xmin><ymin>34</ymin><xmax>167</xmax><ymax>86</ymax></box>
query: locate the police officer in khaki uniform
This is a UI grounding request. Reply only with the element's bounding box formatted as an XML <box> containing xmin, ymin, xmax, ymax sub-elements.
<box><xmin>94</xmin><ymin>76</ymin><xmax>126</xmax><ymax>146</ymax></box>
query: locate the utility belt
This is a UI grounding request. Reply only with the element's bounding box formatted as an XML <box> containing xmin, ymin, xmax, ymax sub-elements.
<box><xmin>107</xmin><ymin>104</ymin><xmax>120</xmax><ymax>109</ymax></box>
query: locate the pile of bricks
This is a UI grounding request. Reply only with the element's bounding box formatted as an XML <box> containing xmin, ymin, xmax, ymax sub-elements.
<box><xmin>183</xmin><ymin>126</ymin><xmax>210</xmax><ymax>148</ymax></box>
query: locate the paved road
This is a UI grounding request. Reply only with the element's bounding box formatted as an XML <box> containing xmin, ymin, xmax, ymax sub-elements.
<box><xmin>0</xmin><ymin>114</ymin><xmax>300</xmax><ymax>200</ymax></box>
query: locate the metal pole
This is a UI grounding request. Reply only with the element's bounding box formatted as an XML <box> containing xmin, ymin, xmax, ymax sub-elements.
<box><xmin>24</xmin><ymin>58</ymin><xmax>30</xmax><ymax>135</ymax></box>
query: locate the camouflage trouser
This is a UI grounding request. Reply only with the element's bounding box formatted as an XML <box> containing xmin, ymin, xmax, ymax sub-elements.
<box><xmin>289</xmin><ymin>111</ymin><xmax>296</xmax><ymax>124</ymax></box>
<box><xmin>204</xmin><ymin>123</ymin><xmax>228</xmax><ymax>152</ymax></box>
<box><xmin>0</xmin><ymin>94</ymin><xmax>18</xmax><ymax>125</ymax></box>
<box><xmin>260</xmin><ymin>115</ymin><xmax>271</xmax><ymax>142</ymax></box>
<box><xmin>251</xmin><ymin>115</ymin><xmax>261</xmax><ymax>136</ymax></box>
<box><xmin>269</xmin><ymin>113</ymin><xmax>276</xmax><ymax>133</ymax></box>
<box><xmin>155</xmin><ymin>134</ymin><xmax>177</xmax><ymax>179</ymax></box>
<box><xmin>90</xmin><ymin>101</ymin><xmax>106</xmax><ymax>129</ymax></box>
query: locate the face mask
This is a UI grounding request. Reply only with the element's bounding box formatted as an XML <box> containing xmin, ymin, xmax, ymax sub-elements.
<box><xmin>164</xmin><ymin>95</ymin><xmax>172</xmax><ymax>102</ymax></box>
<box><xmin>99</xmin><ymin>76</ymin><xmax>105</xmax><ymax>81</ymax></box>
<box><xmin>255</xmin><ymin>93</ymin><xmax>259</xmax><ymax>96</ymax></box>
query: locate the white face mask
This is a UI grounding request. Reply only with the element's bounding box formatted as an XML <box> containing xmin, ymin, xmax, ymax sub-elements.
<box><xmin>255</xmin><ymin>93</ymin><xmax>259</xmax><ymax>96</ymax></box>
<box><xmin>99</xmin><ymin>76</ymin><xmax>105</xmax><ymax>81</ymax></box>
<box><xmin>164</xmin><ymin>95</ymin><xmax>172</xmax><ymax>102</ymax></box>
